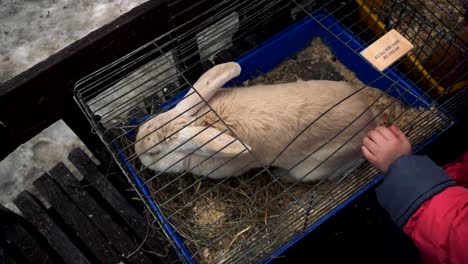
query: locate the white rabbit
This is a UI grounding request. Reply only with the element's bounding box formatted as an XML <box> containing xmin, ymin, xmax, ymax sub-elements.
<box><xmin>134</xmin><ymin>62</ymin><xmax>378</xmax><ymax>182</ymax></box>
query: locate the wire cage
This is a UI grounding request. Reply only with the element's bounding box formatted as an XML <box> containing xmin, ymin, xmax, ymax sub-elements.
<box><xmin>73</xmin><ymin>0</ymin><xmax>467</xmax><ymax>263</ymax></box>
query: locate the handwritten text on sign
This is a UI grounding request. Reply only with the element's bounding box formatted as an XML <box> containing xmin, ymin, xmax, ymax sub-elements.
<box><xmin>360</xmin><ymin>29</ymin><xmax>414</xmax><ymax>71</ymax></box>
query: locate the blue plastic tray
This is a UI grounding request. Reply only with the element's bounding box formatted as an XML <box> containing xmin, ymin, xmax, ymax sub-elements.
<box><xmin>115</xmin><ymin>10</ymin><xmax>451</xmax><ymax>264</ymax></box>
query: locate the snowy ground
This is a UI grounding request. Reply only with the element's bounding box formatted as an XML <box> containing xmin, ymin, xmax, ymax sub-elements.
<box><xmin>0</xmin><ymin>0</ymin><xmax>149</xmax><ymax>213</ymax></box>
<box><xmin>0</xmin><ymin>0</ymin><xmax>149</xmax><ymax>84</ymax></box>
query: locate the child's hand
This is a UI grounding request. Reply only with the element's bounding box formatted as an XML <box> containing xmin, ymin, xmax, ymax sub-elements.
<box><xmin>361</xmin><ymin>125</ymin><xmax>412</xmax><ymax>173</ymax></box>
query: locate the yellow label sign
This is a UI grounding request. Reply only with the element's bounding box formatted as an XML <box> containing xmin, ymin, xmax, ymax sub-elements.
<box><xmin>360</xmin><ymin>29</ymin><xmax>414</xmax><ymax>71</ymax></box>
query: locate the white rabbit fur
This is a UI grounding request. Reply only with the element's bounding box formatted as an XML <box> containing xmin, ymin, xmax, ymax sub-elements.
<box><xmin>134</xmin><ymin>62</ymin><xmax>377</xmax><ymax>182</ymax></box>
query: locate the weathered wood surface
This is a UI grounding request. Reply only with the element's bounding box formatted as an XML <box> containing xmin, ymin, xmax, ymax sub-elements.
<box><xmin>33</xmin><ymin>174</ymin><xmax>122</xmax><ymax>263</ymax></box>
<box><xmin>48</xmin><ymin>162</ymin><xmax>153</xmax><ymax>263</ymax></box>
<box><xmin>0</xmin><ymin>244</ymin><xmax>18</xmax><ymax>264</ymax></box>
<box><xmin>2</xmin><ymin>147</ymin><xmax>179</xmax><ymax>264</ymax></box>
<box><xmin>68</xmin><ymin>148</ymin><xmax>174</xmax><ymax>260</ymax></box>
<box><xmin>1</xmin><ymin>222</ymin><xmax>55</xmax><ymax>264</ymax></box>
<box><xmin>13</xmin><ymin>191</ymin><xmax>91</xmax><ymax>264</ymax></box>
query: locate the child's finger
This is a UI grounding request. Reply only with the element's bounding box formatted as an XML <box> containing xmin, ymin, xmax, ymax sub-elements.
<box><xmin>389</xmin><ymin>125</ymin><xmax>406</xmax><ymax>139</ymax></box>
<box><xmin>376</xmin><ymin>126</ymin><xmax>395</xmax><ymax>141</ymax></box>
<box><xmin>361</xmin><ymin>146</ymin><xmax>377</xmax><ymax>162</ymax></box>
<box><xmin>363</xmin><ymin>137</ymin><xmax>378</xmax><ymax>154</ymax></box>
<box><xmin>368</xmin><ymin>130</ymin><xmax>385</xmax><ymax>145</ymax></box>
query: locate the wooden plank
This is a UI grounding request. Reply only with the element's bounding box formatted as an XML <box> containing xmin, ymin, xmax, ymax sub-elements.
<box><xmin>1</xmin><ymin>221</ymin><xmax>55</xmax><ymax>264</ymax></box>
<box><xmin>13</xmin><ymin>191</ymin><xmax>91</xmax><ymax>264</ymax></box>
<box><xmin>0</xmin><ymin>245</ymin><xmax>18</xmax><ymax>264</ymax></box>
<box><xmin>48</xmin><ymin>162</ymin><xmax>153</xmax><ymax>264</ymax></box>
<box><xmin>33</xmin><ymin>174</ymin><xmax>121</xmax><ymax>263</ymax></box>
<box><xmin>0</xmin><ymin>205</ymin><xmax>33</xmax><ymax>264</ymax></box>
<box><xmin>68</xmin><ymin>148</ymin><xmax>175</xmax><ymax>261</ymax></box>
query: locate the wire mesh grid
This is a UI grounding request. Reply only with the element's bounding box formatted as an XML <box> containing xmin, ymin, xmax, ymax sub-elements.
<box><xmin>73</xmin><ymin>0</ymin><xmax>467</xmax><ymax>263</ymax></box>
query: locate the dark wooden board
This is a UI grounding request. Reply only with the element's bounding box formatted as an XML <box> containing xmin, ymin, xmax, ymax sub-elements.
<box><xmin>48</xmin><ymin>162</ymin><xmax>153</xmax><ymax>263</ymax></box>
<box><xmin>0</xmin><ymin>245</ymin><xmax>17</xmax><ymax>264</ymax></box>
<box><xmin>68</xmin><ymin>148</ymin><xmax>176</xmax><ymax>262</ymax></box>
<box><xmin>1</xmin><ymin>221</ymin><xmax>55</xmax><ymax>264</ymax></box>
<box><xmin>33</xmin><ymin>174</ymin><xmax>121</xmax><ymax>263</ymax></box>
<box><xmin>13</xmin><ymin>191</ymin><xmax>91</xmax><ymax>264</ymax></box>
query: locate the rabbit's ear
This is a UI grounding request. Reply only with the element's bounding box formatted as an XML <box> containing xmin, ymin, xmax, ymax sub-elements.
<box><xmin>174</xmin><ymin>126</ymin><xmax>251</xmax><ymax>157</ymax></box>
<box><xmin>174</xmin><ymin>62</ymin><xmax>241</xmax><ymax>117</ymax></box>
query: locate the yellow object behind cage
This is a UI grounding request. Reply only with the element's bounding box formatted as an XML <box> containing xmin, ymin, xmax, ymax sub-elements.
<box><xmin>355</xmin><ymin>0</ymin><xmax>467</xmax><ymax>97</ymax></box>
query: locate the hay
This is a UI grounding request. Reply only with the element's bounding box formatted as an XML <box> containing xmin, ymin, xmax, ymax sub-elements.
<box><xmin>135</xmin><ymin>165</ymin><xmax>313</xmax><ymax>264</ymax></box>
<box><xmin>115</xmin><ymin>37</ymin><xmax>449</xmax><ymax>264</ymax></box>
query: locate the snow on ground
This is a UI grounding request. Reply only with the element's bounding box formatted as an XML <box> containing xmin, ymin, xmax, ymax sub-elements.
<box><xmin>0</xmin><ymin>0</ymin><xmax>149</xmax><ymax>214</ymax></box>
<box><xmin>0</xmin><ymin>0</ymin><xmax>149</xmax><ymax>84</ymax></box>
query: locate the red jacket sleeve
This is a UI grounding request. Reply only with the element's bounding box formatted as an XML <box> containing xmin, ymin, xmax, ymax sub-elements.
<box><xmin>375</xmin><ymin>154</ymin><xmax>468</xmax><ymax>264</ymax></box>
<box><xmin>403</xmin><ymin>186</ymin><xmax>468</xmax><ymax>264</ymax></box>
